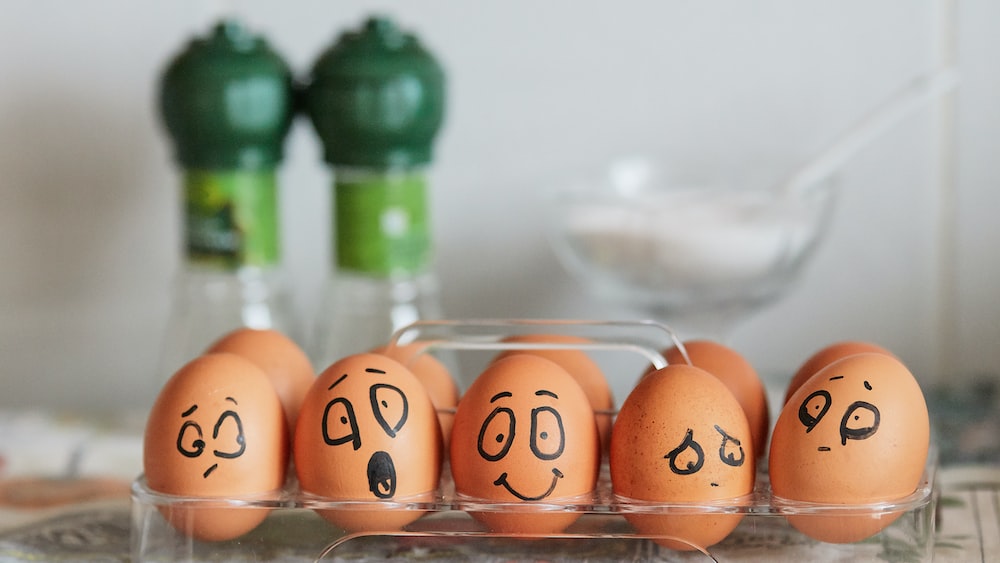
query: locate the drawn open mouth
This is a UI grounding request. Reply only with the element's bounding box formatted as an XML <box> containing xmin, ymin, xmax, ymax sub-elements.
<box><xmin>367</xmin><ymin>451</ymin><xmax>397</xmax><ymax>499</ymax></box>
<box><xmin>493</xmin><ymin>468</ymin><xmax>564</xmax><ymax>501</ymax></box>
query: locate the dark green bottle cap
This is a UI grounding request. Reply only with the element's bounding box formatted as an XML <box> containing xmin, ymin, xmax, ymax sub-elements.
<box><xmin>305</xmin><ymin>16</ymin><xmax>446</xmax><ymax>168</ymax></box>
<box><xmin>159</xmin><ymin>19</ymin><xmax>294</xmax><ymax>170</ymax></box>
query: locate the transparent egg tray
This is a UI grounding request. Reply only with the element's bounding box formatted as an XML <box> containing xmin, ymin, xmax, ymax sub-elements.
<box><xmin>131</xmin><ymin>320</ymin><xmax>939</xmax><ymax>562</ymax></box>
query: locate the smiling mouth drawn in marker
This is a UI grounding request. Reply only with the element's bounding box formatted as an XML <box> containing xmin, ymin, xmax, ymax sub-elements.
<box><xmin>494</xmin><ymin>468</ymin><xmax>564</xmax><ymax>501</ymax></box>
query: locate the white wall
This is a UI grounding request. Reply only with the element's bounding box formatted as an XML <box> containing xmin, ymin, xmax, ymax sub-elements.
<box><xmin>1</xmin><ymin>0</ymin><xmax>995</xmax><ymax>413</ymax></box>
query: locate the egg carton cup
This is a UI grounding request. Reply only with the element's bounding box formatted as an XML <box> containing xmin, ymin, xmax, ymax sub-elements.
<box><xmin>131</xmin><ymin>319</ymin><xmax>939</xmax><ymax>562</ymax></box>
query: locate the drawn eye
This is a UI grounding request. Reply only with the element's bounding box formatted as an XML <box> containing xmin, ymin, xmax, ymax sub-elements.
<box><xmin>665</xmin><ymin>428</ymin><xmax>704</xmax><ymax>475</ymax></box>
<box><xmin>212</xmin><ymin>410</ymin><xmax>246</xmax><ymax>459</ymax></box>
<box><xmin>840</xmin><ymin>401</ymin><xmax>880</xmax><ymax>445</ymax></box>
<box><xmin>530</xmin><ymin>406</ymin><xmax>565</xmax><ymax>461</ymax></box>
<box><xmin>798</xmin><ymin>390</ymin><xmax>832</xmax><ymax>432</ymax></box>
<box><xmin>371</xmin><ymin>383</ymin><xmax>408</xmax><ymax>438</ymax></box>
<box><xmin>714</xmin><ymin>425</ymin><xmax>745</xmax><ymax>467</ymax></box>
<box><xmin>176</xmin><ymin>420</ymin><xmax>204</xmax><ymax>458</ymax></box>
<box><xmin>478</xmin><ymin>407</ymin><xmax>515</xmax><ymax>461</ymax></box>
<box><xmin>322</xmin><ymin>397</ymin><xmax>361</xmax><ymax>449</ymax></box>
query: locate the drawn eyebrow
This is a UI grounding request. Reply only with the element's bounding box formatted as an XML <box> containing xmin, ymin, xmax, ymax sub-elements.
<box><xmin>225</xmin><ymin>397</ymin><xmax>238</xmax><ymax>405</ymax></box>
<box><xmin>182</xmin><ymin>405</ymin><xmax>197</xmax><ymax>417</ymax></box>
<box><xmin>490</xmin><ymin>391</ymin><xmax>513</xmax><ymax>403</ymax></box>
<box><xmin>328</xmin><ymin>373</ymin><xmax>348</xmax><ymax>390</ymax></box>
<box><xmin>366</xmin><ymin>368</ymin><xmax>386</xmax><ymax>375</ymax></box>
<box><xmin>535</xmin><ymin>390</ymin><xmax>559</xmax><ymax>399</ymax></box>
<box><xmin>828</xmin><ymin>376</ymin><xmax>845</xmax><ymax>381</ymax></box>
<box><xmin>864</xmin><ymin>380</ymin><xmax>873</xmax><ymax>390</ymax></box>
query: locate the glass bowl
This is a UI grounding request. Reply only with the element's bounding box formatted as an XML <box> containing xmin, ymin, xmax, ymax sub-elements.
<box><xmin>544</xmin><ymin>156</ymin><xmax>837</xmax><ymax>334</ymax></box>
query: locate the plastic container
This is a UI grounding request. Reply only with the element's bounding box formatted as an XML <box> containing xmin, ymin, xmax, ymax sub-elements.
<box><xmin>303</xmin><ymin>16</ymin><xmax>448</xmax><ymax>370</ymax></box>
<box><xmin>131</xmin><ymin>320</ymin><xmax>938</xmax><ymax>561</ymax></box>
<box><xmin>155</xmin><ymin>18</ymin><xmax>300</xmax><ymax>389</ymax></box>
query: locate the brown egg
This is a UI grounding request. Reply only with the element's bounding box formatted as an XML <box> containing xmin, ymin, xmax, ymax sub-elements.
<box><xmin>661</xmin><ymin>340</ymin><xmax>770</xmax><ymax>458</ymax></box>
<box><xmin>372</xmin><ymin>342</ymin><xmax>459</xmax><ymax>449</ymax></box>
<box><xmin>769</xmin><ymin>353</ymin><xmax>929</xmax><ymax>543</ymax></box>
<box><xmin>492</xmin><ymin>334</ymin><xmax>614</xmax><ymax>451</ymax></box>
<box><xmin>784</xmin><ymin>341</ymin><xmax>895</xmax><ymax>405</ymax></box>
<box><xmin>294</xmin><ymin>353</ymin><xmax>442</xmax><ymax>532</ymax></box>
<box><xmin>143</xmin><ymin>353</ymin><xmax>288</xmax><ymax>541</ymax></box>
<box><xmin>450</xmin><ymin>354</ymin><xmax>600</xmax><ymax>535</ymax></box>
<box><xmin>206</xmin><ymin>328</ymin><xmax>315</xmax><ymax>436</ymax></box>
<box><xmin>611</xmin><ymin>364</ymin><xmax>755</xmax><ymax>551</ymax></box>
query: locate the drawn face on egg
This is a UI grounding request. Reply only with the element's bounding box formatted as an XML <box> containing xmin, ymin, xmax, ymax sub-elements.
<box><xmin>795</xmin><ymin>374</ymin><xmax>881</xmax><ymax>452</ymax></box>
<box><xmin>610</xmin><ymin>365</ymin><xmax>756</xmax><ymax>550</ymax></box>
<box><xmin>767</xmin><ymin>353</ymin><xmax>930</xmax><ymax>543</ymax></box>
<box><xmin>175</xmin><ymin>397</ymin><xmax>247</xmax><ymax>480</ymax></box>
<box><xmin>663</xmin><ymin>424</ymin><xmax>746</xmax><ymax>487</ymax></box>
<box><xmin>319</xmin><ymin>367</ymin><xmax>412</xmax><ymax>498</ymax></box>
<box><xmin>450</xmin><ymin>354</ymin><xmax>600</xmax><ymax>508</ymax></box>
<box><xmin>294</xmin><ymin>352</ymin><xmax>443</xmax><ymax>509</ymax></box>
<box><xmin>476</xmin><ymin>387</ymin><xmax>569</xmax><ymax>500</ymax></box>
<box><xmin>143</xmin><ymin>353</ymin><xmax>289</xmax><ymax>542</ymax></box>
<box><xmin>294</xmin><ymin>353</ymin><xmax>442</xmax><ymax>532</ymax></box>
<box><xmin>143</xmin><ymin>353</ymin><xmax>288</xmax><ymax>497</ymax></box>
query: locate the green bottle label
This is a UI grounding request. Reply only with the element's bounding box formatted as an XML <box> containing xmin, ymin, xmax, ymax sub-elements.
<box><xmin>335</xmin><ymin>172</ymin><xmax>430</xmax><ymax>276</ymax></box>
<box><xmin>184</xmin><ymin>170</ymin><xmax>279</xmax><ymax>268</ymax></box>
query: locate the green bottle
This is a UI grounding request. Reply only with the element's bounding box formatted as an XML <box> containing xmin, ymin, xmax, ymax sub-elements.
<box><xmin>157</xmin><ymin>19</ymin><xmax>297</xmax><ymax>382</ymax></box>
<box><xmin>304</xmin><ymin>15</ymin><xmax>446</xmax><ymax>368</ymax></box>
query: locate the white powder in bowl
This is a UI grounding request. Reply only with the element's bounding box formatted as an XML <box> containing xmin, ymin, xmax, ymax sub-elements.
<box><xmin>553</xmin><ymin>185</ymin><xmax>827</xmax><ymax>304</ymax></box>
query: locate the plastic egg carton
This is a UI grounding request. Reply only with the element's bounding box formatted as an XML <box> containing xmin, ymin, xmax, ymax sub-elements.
<box><xmin>130</xmin><ymin>459</ymin><xmax>937</xmax><ymax>561</ymax></box>
<box><xmin>130</xmin><ymin>320</ymin><xmax>939</xmax><ymax>562</ymax></box>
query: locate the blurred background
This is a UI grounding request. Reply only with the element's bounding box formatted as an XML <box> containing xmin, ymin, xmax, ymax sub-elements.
<box><xmin>0</xmin><ymin>0</ymin><xmax>995</xmax><ymax>413</ymax></box>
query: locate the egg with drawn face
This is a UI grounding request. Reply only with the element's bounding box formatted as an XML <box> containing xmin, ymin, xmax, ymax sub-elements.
<box><xmin>610</xmin><ymin>364</ymin><xmax>755</xmax><ymax>551</ymax></box>
<box><xmin>143</xmin><ymin>353</ymin><xmax>288</xmax><ymax>542</ymax></box>
<box><xmin>294</xmin><ymin>353</ymin><xmax>442</xmax><ymax>532</ymax></box>
<box><xmin>769</xmin><ymin>352</ymin><xmax>930</xmax><ymax>543</ymax></box>
<box><xmin>450</xmin><ymin>354</ymin><xmax>600</xmax><ymax>535</ymax></box>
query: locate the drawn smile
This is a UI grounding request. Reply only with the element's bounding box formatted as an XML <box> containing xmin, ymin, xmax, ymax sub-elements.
<box><xmin>493</xmin><ymin>468</ymin><xmax>564</xmax><ymax>501</ymax></box>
